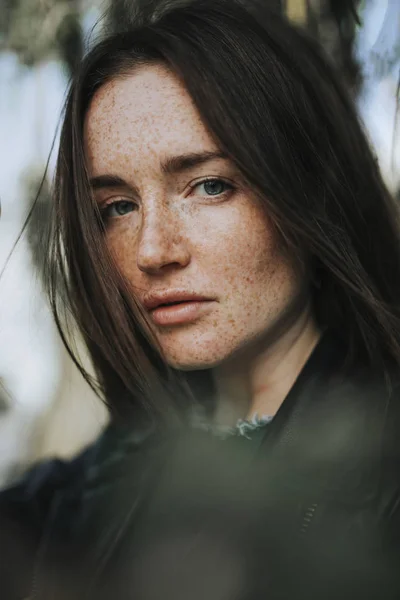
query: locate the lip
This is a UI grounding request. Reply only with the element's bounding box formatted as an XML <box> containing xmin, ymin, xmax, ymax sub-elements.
<box><xmin>142</xmin><ymin>290</ymin><xmax>215</xmax><ymax>326</ymax></box>
<box><xmin>150</xmin><ymin>300</ymin><xmax>214</xmax><ymax>326</ymax></box>
<box><xmin>142</xmin><ymin>290</ymin><xmax>214</xmax><ymax>311</ymax></box>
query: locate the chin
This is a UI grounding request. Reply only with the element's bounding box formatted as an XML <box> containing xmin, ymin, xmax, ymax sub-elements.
<box><xmin>161</xmin><ymin>341</ymin><xmax>236</xmax><ymax>371</ymax></box>
<box><xmin>158</xmin><ymin>327</ymin><xmax>241</xmax><ymax>371</ymax></box>
<box><xmin>161</xmin><ymin>343</ymin><xmax>227</xmax><ymax>371</ymax></box>
<box><xmin>166</xmin><ymin>355</ymin><xmax>223</xmax><ymax>371</ymax></box>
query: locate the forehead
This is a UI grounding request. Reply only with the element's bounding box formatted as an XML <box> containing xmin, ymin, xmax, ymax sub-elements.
<box><xmin>84</xmin><ymin>64</ymin><xmax>215</xmax><ymax>173</ymax></box>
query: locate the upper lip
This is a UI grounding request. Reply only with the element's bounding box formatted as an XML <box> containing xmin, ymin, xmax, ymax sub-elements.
<box><xmin>142</xmin><ymin>290</ymin><xmax>214</xmax><ymax>311</ymax></box>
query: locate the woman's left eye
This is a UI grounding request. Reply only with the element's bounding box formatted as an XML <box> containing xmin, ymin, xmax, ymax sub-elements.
<box><xmin>193</xmin><ymin>179</ymin><xmax>234</xmax><ymax>197</ymax></box>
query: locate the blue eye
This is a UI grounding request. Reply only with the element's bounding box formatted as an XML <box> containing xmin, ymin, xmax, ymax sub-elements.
<box><xmin>196</xmin><ymin>179</ymin><xmax>233</xmax><ymax>197</ymax></box>
<box><xmin>102</xmin><ymin>200</ymin><xmax>136</xmax><ymax>219</ymax></box>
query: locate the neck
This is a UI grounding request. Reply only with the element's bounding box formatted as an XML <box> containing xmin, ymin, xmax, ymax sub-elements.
<box><xmin>212</xmin><ymin>308</ymin><xmax>321</xmax><ymax>426</ymax></box>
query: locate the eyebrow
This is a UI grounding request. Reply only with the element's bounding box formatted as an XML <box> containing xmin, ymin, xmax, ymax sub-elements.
<box><xmin>89</xmin><ymin>151</ymin><xmax>229</xmax><ymax>191</ymax></box>
<box><xmin>89</xmin><ymin>174</ymin><xmax>128</xmax><ymax>190</ymax></box>
<box><xmin>160</xmin><ymin>151</ymin><xmax>228</xmax><ymax>175</ymax></box>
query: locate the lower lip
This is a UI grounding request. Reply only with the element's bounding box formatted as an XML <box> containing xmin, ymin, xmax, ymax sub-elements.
<box><xmin>150</xmin><ymin>301</ymin><xmax>214</xmax><ymax>326</ymax></box>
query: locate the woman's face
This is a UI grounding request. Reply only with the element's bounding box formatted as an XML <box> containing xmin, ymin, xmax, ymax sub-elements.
<box><xmin>84</xmin><ymin>64</ymin><xmax>303</xmax><ymax>370</ymax></box>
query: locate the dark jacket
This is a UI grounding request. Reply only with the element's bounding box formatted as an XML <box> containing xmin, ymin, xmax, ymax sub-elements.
<box><xmin>1</xmin><ymin>333</ymin><xmax>400</xmax><ymax>599</ymax></box>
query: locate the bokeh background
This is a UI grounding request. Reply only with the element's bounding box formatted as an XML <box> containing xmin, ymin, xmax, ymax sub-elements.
<box><xmin>0</xmin><ymin>0</ymin><xmax>399</xmax><ymax>487</ymax></box>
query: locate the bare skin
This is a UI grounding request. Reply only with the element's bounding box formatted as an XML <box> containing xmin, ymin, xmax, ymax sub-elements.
<box><xmin>84</xmin><ymin>64</ymin><xmax>320</xmax><ymax>424</ymax></box>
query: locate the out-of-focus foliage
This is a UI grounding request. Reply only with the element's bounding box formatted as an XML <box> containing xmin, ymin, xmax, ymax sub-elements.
<box><xmin>286</xmin><ymin>0</ymin><xmax>362</xmax><ymax>91</ymax></box>
<box><xmin>2</xmin><ymin>0</ymin><xmax>397</xmax><ymax>91</ymax></box>
<box><xmin>366</xmin><ymin>1</ymin><xmax>400</xmax><ymax>79</ymax></box>
<box><xmin>0</xmin><ymin>0</ymin><xmax>83</xmax><ymax>74</ymax></box>
<box><xmin>0</xmin><ymin>0</ymin><xmax>14</xmax><ymax>44</ymax></box>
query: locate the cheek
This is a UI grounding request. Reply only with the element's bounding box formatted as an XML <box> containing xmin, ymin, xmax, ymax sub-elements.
<box><xmin>215</xmin><ymin>219</ymin><xmax>298</xmax><ymax>332</ymax></box>
<box><xmin>105</xmin><ymin>223</ymin><xmax>139</xmax><ymax>277</ymax></box>
<box><xmin>206</xmin><ymin>212</ymin><xmax>279</xmax><ymax>292</ymax></box>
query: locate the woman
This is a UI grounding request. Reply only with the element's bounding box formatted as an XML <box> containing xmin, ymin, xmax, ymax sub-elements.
<box><xmin>1</xmin><ymin>0</ymin><xmax>400</xmax><ymax>598</ymax></box>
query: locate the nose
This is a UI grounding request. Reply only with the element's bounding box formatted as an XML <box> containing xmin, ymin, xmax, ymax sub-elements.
<box><xmin>136</xmin><ymin>207</ymin><xmax>191</xmax><ymax>274</ymax></box>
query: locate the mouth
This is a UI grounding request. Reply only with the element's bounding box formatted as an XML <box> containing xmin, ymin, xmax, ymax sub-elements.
<box><xmin>154</xmin><ymin>300</ymin><xmax>190</xmax><ymax>308</ymax></box>
<box><xmin>146</xmin><ymin>298</ymin><xmax>215</xmax><ymax>326</ymax></box>
<box><xmin>142</xmin><ymin>291</ymin><xmax>216</xmax><ymax>326</ymax></box>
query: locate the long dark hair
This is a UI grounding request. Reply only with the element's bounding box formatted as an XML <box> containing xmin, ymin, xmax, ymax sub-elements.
<box><xmin>45</xmin><ymin>0</ymin><xmax>400</xmax><ymax>425</ymax></box>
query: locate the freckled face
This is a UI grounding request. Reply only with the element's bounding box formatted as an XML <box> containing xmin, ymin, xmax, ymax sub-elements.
<box><xmin>84</xmin><ymin>65</ymin><xmax>302</xmax><ymax>370</ymax></box>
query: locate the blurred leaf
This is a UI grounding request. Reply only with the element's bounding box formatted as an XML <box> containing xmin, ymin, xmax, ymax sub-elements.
<box><xmin>0</xmin><ymin>0</ymin><xmax>14</xmax><ymax>42</ymax></box>
<box><xmin>301</xmin><ymin>0</ymin><xmax>362</xmax><ymax>92</ymax></box>
<box><xmin>329</xmin><ymin>0</ymin><xmax>361</xmax><ymax>26</ymax></box>
<box><xmin>56</xmin><ymin>8</ymin><xmax>84</xmax><ymax>74</ymax></box>
<box><xmin>3</xmin><ymin>0</ymin><xmax>83</xmax><ymax>72</ymax></box>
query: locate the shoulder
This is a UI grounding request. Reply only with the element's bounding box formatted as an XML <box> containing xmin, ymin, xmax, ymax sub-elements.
<box><xmin>0</xmin><ymin>423</ymin><xmax>160</xmax><ymax>597</ymax></box>
<box><xmin>0</xmin><ymin>436</ymin><xmax>98</xmax><ymax>537</ymax></box>
<box><xmin>0</xmin><ymin>421</ymin><xmax>157</xmax><ymax>529</ymax></box>
<box><xmin>0</xmin><ymin>437</ymin><xmax>99</xmax><ymax>599</ymax></box>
